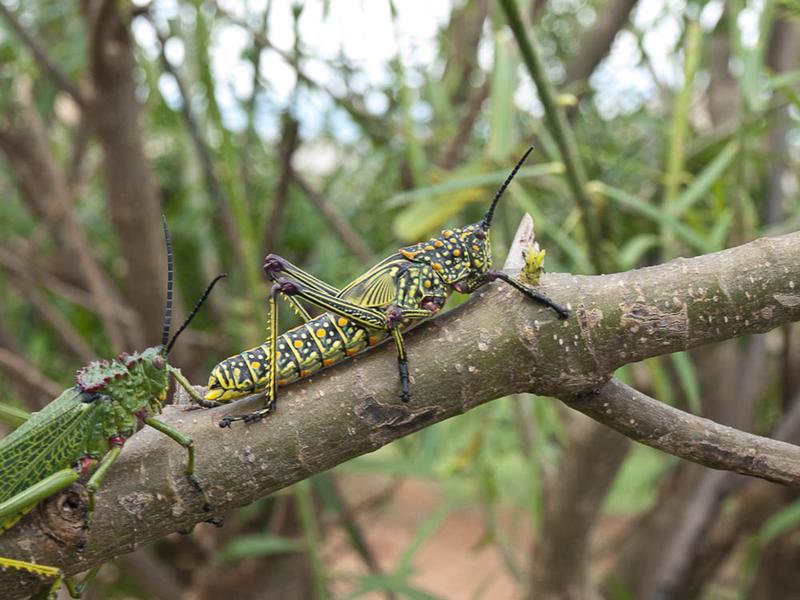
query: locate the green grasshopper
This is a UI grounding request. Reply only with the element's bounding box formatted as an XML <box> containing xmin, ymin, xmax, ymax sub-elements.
<box><xmin>0</xmin><ymin>219</ymin><xmax>224</xmax><ymax>599</ymax></box>
<box><xmin>206</xmin><ymin>148</ymin><xmax>569</xmax><ymax>427</ymax></box>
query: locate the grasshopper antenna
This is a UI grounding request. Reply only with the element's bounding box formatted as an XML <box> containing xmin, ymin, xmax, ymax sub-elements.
<box><xmin>167</xmin><ymin>274</ymin><xmax>227</xmax><ymax>354</ymax></box>
<box><xmin>480</xmin><ymin>146</ymin><xmax>534</xmax><ymax>231</ymax></box>
<box><xmin>161</xmin><ymin>215</ymin><xmax>174</xmax><ymax>348</ymax></box>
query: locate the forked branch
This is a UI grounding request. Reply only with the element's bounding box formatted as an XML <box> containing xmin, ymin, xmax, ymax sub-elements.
<box><xmin>2</xmin><ymin>221</ymin><xmax>800</xmax><ymax>598</ymax></box>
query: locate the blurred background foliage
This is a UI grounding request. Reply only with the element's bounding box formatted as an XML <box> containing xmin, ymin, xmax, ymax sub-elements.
<box><xmin>1</xmin><ymin>0</ymin><xmax>800</xmax><ymax>598</ymax></box>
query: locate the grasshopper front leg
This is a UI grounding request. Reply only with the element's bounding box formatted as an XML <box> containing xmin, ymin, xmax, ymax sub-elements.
<box><xmin>486</xmin><ymin>270</ymin><xmax>569</xmax><ymax>319</ymax></box>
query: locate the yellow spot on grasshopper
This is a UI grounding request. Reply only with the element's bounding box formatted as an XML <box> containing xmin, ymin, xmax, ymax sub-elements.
<box><xmin>293</xmin><ymin>340</ymin><xmax>303</xmax><ymax>348</ymax></box>
<box><xmin>434</xmin><ymin>240</ymin><xmax>443</xmax><ymax>248</ymax></box>
<box><xmin>250</xmin><ymin>362</ymin><xmax>260</xmax><ymax>370</ymax></box>
<box><xmin>424</xmin><ymin>280</ymin><xmax>432</xmax><ymax>288</ymax></box>
<box><xmin>453</xmin><ymin>249</ymin><xmax>461</xmax><ymax>257</ymax></box>
<box><xmin>432</xmin><ymin>263</ymin><xmax>443</xmax><ymax>272</ymax></box>
<box><xmin>316</xmin><ymin>328</ymin><xmax>326</xmax><ymax>338</ymax></box>
<box><xmin>338</xmin><ymin>317</ymin><xmax>348</xmax><ymax>327</ymax></box>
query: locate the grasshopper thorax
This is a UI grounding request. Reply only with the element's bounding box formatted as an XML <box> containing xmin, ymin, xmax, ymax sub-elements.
<box><xmin>76</xmin><ymin>346</ymin><xmax>169</xmax><ymax>405</ymax></box>
<box><xmin>399</xmin><ymin>146</ymin><xmax>534</xmax><ymax>295</ymax></box>
<box><xmin>399</xmin><ymin>222</ymin><xmax>492</xmax><ymax>292</ymax></box>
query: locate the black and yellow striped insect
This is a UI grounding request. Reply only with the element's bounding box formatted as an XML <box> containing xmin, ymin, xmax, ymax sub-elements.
<box><xmin>207</xmin><ymin>148</ymin><xmax>569</xmax><ymax>426</ymax></box>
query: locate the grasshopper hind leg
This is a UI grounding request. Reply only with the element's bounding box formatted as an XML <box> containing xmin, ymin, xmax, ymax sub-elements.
<box><xmin>219</xmin><ymin>292</ymin><xmax>280</xmax><ymax>428</ymax></box>
<box><xmin>1</xmin><ymin>558</ymin><xmax>62</xmax><ymax>600</ymax></box>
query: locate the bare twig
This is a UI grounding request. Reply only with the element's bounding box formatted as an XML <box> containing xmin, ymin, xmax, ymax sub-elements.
<box><xmin>0</xmin><ymin>348</ymin><xmax>62</xmax><ymax>408</ymax></box>
<box><xmin>263</xmin><ymin>114</ymin><xmax>300</xmax><ymax>253</ymax></box>
<box><xmin>293</xmin><ymin>173</ymin><xmax>377</xmax><ymax>265</ymax></box>
<box><xmin>562</xmin><ymin>0</ymin><xmax>640</xmax><ymax>91</ymax></box>
<box><xmin>83</xmin><ymin>0</ymin><xmax>170</xmax><ymax>345</ymax></box>
<box><xmin>0</xmin><ymin>246</ymin><xmax>138</xmax><ymax>332</ymax></box>
<box><xmin>436</xmin><ymin>81</ymin><xmax>490</xmax><ymax>171</ymax></box>
<box><xmin>563</xmin><ymin>380</ymin><xmax>800</xmax><ymax>486</ymax></box>
<box><xmin>143</xmin><ymin>13</ymin><xmax>244</xmax><ymax>274</ymax></box>
<box><xmin>0</xmin><ymin>2</ymin><xmax>86</xmax><ymax>106</ymax></box>
<box><xmin>0</xmin><ymin>90</ymin><xmax>130</xmax><ymax>351</ymax></box>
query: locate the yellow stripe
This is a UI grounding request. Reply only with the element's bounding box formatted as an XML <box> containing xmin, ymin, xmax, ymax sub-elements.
<box><xmin>243</xmin><ymin>357</ymin><xmax>260</xmax><ymax>389</ymax></box>
<box><xmin>329</xmin><ymin>315</ymin><xmax>352</xmax><ymax>347</ymax></box>
<box><xmin>304</xmin><ymin>323</ymin><xmax>327</xmax><ymax>355</ymax></box>
<box><xmin>285</xmin><ymin>333</ymin><xmax>305</xmax><ymax>365</ymax></box>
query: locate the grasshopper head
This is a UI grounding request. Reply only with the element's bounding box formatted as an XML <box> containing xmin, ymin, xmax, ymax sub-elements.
<box><xmin>127</xmin><ymin>346</ymin><xmax>170</xmax><ymax>397</ymax></box>
<box><xmin>405</xmin><ymin>148</ymin><xmax>533</xmax><ymax>294</ymax></box>
<box><xmin>448</xmin><ymin>223</ymin><xmax>492</xmax><ymax>293</ymax></box>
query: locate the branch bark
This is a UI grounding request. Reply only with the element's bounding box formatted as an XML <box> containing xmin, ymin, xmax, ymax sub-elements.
<box><xmin>2</xmin><ymin>230</ymin><xmax>800</xmax><ymax>598</ymax></box>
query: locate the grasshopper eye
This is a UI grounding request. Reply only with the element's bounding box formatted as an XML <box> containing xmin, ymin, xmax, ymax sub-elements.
<box><xmin>152</xmin><ymin>355</ymin><xmax>166</xmax><ymax>370</ymax></box>
<box><xmin>474</xmin><ymin>229</ymin><xmax>486</xmax><ymax>240</ymax></box>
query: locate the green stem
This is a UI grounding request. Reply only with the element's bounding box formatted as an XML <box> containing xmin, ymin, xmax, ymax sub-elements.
<box><xmin>294</xmin><ymin>481</ymin><xmax>328</xmax><ymax>600</ymax></box>
<box><xmin>0</xmin><ymin>403</ymin><xmax>30</xmax><ymax>429</ymax></box>
<box><xmin>662</xmin><ymin>20</ymin><xmax>702</xmax><ymax>258</ymax></box>
<box><xmin>498</xmin><ymin>0</ymin><xmax>604</xmax><ymax>273</ymax></box>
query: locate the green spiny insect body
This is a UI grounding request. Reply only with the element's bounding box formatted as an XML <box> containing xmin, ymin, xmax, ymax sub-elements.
<box><xmin>0</xmin><ymin>220</ymin><xmax>224</xmax><ymax>599</ymax></box>
<box><xmin>208</xmin><ymin>148</ymin><xmax>569</xmax><ymax>426</ymax></box>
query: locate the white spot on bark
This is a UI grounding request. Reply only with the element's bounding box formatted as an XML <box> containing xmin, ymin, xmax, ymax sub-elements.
<box><xmin>774</xmin><ymin>294</ymin><xmax>800</xmax><ymax>307</ymax></box>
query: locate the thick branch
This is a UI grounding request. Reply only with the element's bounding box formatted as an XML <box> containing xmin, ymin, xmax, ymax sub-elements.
<box><xmin>2</xmin><ymin>231</ymin><xmax>800</xmax><ymax>597</ymax></box>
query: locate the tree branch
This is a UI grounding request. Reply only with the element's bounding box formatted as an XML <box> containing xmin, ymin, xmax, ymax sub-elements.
<box><xmin>0</xmin><ymin>2</ymin><xmax>86</xmax><ymax>106</ymax></box>
<box><xmin>563</xmin><ymin>379</ymin><xmax>800</xmax><ymax>486</ymax></box>
<box><xmin>2</xmin><ymin>229</ymin><xmax>800</xmax><ymax>598</ymax></box>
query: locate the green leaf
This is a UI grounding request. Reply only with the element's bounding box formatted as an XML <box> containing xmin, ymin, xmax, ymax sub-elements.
<box><xmin>589</xmin><ymin>182</ymin><xmax>710</xmax><ymax>253</ymax></box>
<box><xmin>757</xmin><ymin>500</ymin><xmax>800</xmax><ymax>546</ymax></box>
<box><xmin>662</xmin><ymin>20</ymin><xmax>702</xmax><ymax>256</ymax></box>
<box><xmin>488</xmin><ymin>31</ymin><xmax>518</xmax><ymax>161</ymax></box>
<box><xmin>396</xmin><ymin>506</ymin><xmax>452</xmax><ymax>575</ymax></box>
<box><xmin>391</xmin><ymin>163</ymin><xmax>565</xmax><ymax>241</ymax></box>
<box><xmin>509</xmin><ymin>186</ymin><xmax>593</xmax><ymax>273</ymax></box>
<box><xmin>0</xmin><ymin>403</ymin><xmax>30</xmax><ymax>429</ymax></box>
<box><xmin>669</xmin><ymin>352</ymin><xmax>701</xmax><ymax>414</ymax></box>
<box><xmin>617</xmin><ymin>234</ymin><xmax>659</xmax><ymax>270</ymax></box>
<box><xmin>673</xmin><ymin>142</ymin><xmax>738</xmax><ymax>217</ymax></box>
<box><xmin>388</xmin><ymin>163</ymin><xmax>565</xmax><ymax>207</ymax></box>
<box><xmin>765</xmin><ymin>68</ymin><xmax>800</xmax><ymax>90</ymax></box>
<box><xmin>217</xmin><ymin>534</ymin><xmax>305</xmax><ymax>564</ymax></box>
<box><xmin>707</xmin><ymin>211</ymin><xmax>733</xmax><ymax>252</ymax></box>
<box><xmin>345</xmin><ymin>574</ymin><xmax>443</xmax><ymax>600</ymax></box>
